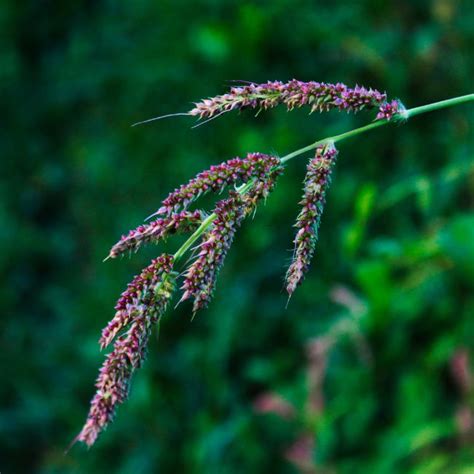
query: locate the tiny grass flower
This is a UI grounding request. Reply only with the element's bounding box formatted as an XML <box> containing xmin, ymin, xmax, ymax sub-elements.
<box><xmin>376</xmin><ymin>99</ymin><xmax>403</xmax><ymax>120</ymax></box>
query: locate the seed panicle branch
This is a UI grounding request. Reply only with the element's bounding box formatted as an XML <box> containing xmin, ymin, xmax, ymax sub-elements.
<box><xmin>76</xmin><ymin>81</ymin><xmax>473</xmax><ymax>447</ymax></box>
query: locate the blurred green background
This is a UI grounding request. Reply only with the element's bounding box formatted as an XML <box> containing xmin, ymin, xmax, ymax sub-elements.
<box><xmin>1</xmin><ymin>0</ymin><xmax>473</xmax><ymax>472</ymax></box>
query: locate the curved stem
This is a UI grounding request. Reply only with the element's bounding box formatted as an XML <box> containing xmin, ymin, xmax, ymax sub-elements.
<box><xmin>406</xmin><ymin>94</ymin><xmax>474</xmax><ymax>119</ymax></box>
<box><xmin>171</xmin><ymin>93</ymin><xmax>473</xmax><ymax>263</ymax></box>
<box><xmin>173</xmin><ymin>212</ymin><xmax>216</xmax><ymax>261</ymax></box>
<box><xmin>280</xmin><ymin>119</ymin><xmax>388</xmax><ymax>164</ymax></box>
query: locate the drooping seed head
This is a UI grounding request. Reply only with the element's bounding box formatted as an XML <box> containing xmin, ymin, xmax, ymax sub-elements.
<box><xmin>180</xmin><ymin>192</ymin><xmax>246</xmax><ymax>314</ymax></box>
<box><xmin>286</xmin><ymin>143</ymin><xmax>338</xmax><ymax>296</ymax></box>
<box><xmin>76</xmin><ymin>254</ymin><xmax>175</xmax><ymax>447</ymax></box>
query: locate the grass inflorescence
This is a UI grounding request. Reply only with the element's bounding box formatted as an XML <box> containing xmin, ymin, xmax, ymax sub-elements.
<box><xmin>75</xmin><ymin>81</ymin><xmax>474</xmax><ymax>447</ymax></box>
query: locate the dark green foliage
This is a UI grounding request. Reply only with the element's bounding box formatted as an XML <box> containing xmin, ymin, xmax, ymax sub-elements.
<box><xmin>1</xmin><ymin>0</ymin><xmax>473</xmax><ymax>472</ymax></box>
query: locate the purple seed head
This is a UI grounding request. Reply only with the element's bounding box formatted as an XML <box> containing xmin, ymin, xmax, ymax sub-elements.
<box><xmin>180</xmin><ymin>192</ymin><xmax>246</xmax><ymax>314</ymax></box>
<box><xmin>286</xmin><ymin>143</ymin><xmax>338</xmax><ymax>296</ymax></box>
<box><xmin>75</xmin><ymin>254</ymin><xmax>175</xmax><ymax>447</ymax></box>
<box><xmin>189</xmin><ymin>80</ymin><xmax>390</xmax><ymax>119</ymax></box>
<box><xmin>152</xmin><ymin>153</ymin><xmax>281</xmax><ymax>217</ymax></box>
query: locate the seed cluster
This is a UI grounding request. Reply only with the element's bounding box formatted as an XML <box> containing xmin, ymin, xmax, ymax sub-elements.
<box><xmin>286</xmin><ymin>144</ymin><xmax>338</xmax><ymax>296</ymax></box>
<box><xmin>77</xmin><ymin>79</ymin><xmax>402</xmax><ymax>448</ymax></box>
<box><xmin>179</xmin><ymin>162</ymin><xmax>284</xmax><ymax>315</ymax></box>
<box><xmin>376</xmin><ymin>99</ymin><xmax>402</xmax><ymax>120</ymax></box>
<box><xmin>189</xmin><ymin>80</ymin><xmax>399</xmax><ymax>121</ymax></box>
<box><xmin>152</xmin><ymin>152</ymin><xmax>281</xmax><ymax>216</ymax></box>
<box><xmin>77</xmin><ymin>154</ymin><xmax>283</xmax><ymax>447</ymax></box>
<box><xmin>76</xmin><ymin>255</ymin><xmax>175</xmax><ymax>447</ymax></box>
<box><xmin>180</xmin><ymin>193</ymin><xmax>246</xmax><ymax>314</ymax></box>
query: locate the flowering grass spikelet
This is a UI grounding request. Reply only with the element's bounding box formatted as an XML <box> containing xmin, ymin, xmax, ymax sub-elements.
<box><xmin>286</xmin><ymin>143</ymin><xmax>338</xmax><ymax>296</ymax></box>
<box><xmin>153</xmin><ymin>152</ymin><xmax>281</xmax><ymax>216</ymax></box>
<box><xmin>76</xmin><ymin>255</ymin><xmax>175</xmax><ymax>447</ymax></box>
<box><xmin>75</xmin><ymin>79</ymin><xmax>473</xmax><ymax>449</ymax></box>
<box><xmin>180</xmin><ymin>192</ymin><xmax>246</xmax><ymax>314</ymax></box>
<box><xmin>189</xmin><ymin>80</ymin><xmax>400</xmax><ymax>122</ymax></box>
<box><xmin>376</xmin><ymin>99</ymin><xmax>404</xmax><ymax>121</ymax></box>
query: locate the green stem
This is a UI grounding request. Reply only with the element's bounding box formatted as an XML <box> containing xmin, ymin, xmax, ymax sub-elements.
<box><xmin>405</xmin><ymin>93</ymin><xmax>474</xmax><ymax>119</ymax></box>
<box><xmin>173</xmin><ymin>93</ymin><xmax>473</xmax><ymax>263</ymax></box>
<box><xmin>173</xmin><ymin>212</ymin><xmax>216</xmax><ymax>261</ymax></box>
<box><xmin>280</xmin><ymin>119</ymin><xmax>388</xmax><ymax>164</ymax></box>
